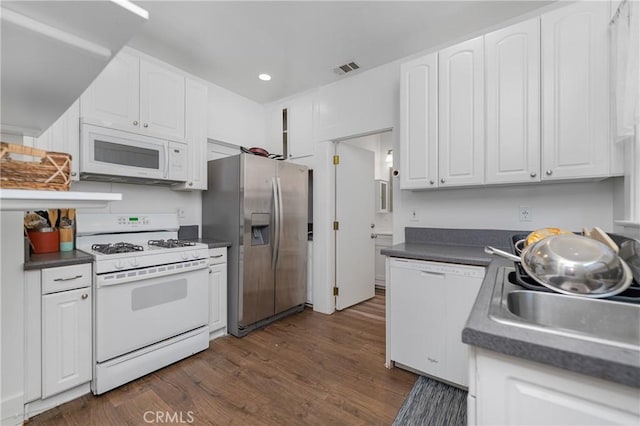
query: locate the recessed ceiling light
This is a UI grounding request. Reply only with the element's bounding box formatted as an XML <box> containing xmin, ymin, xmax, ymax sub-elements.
<box><xmin>258</xmin><ymin>73</ymin><xmax>271</xmax><ymax>81</ymax></box>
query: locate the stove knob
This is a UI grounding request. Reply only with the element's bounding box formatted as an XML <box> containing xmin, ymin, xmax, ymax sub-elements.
<box><xmin>114</xmin><ymin>260</ymin><xmax>125</xmax><ymax>270</ymax></box>
<box><xmin>130</xmin><ymin>259</ymin><xmax>140</xmax><ymax>268</ymax></box>
<box><xmin>181</xmin><ymin>253</ymin><xmax>189</xmax><ymax>260</ymax></box>
<box><xmin>191</xmin><ymin>251</ymin><xmax>199</xmax><ymax>259</ymax></box>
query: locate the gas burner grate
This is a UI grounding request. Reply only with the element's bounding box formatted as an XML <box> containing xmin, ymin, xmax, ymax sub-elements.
<box><xmin>148</xmin><ymin>239</ymin><xmax>196</xmax><ymax>249</ymax></box>
<box><xmin>92</xmin><ymin>242</ymin><xmax>144</xmax><ymax>254</ymax></box>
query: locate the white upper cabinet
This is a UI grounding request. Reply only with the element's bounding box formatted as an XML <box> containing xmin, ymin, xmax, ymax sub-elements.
<box><xmin>81</xmin><ymin>50</ymin><xmax>140</xmax><ymax>131</ymax></box>
<box><xmin>438</xmin><ymin>36</ymin><xmax>485</xmax><ymax>187</ymax></box>
<box><xmin>173</xmin><ymin>78</ymin><xmax>208</xmax><ymax>191</ymax></box>
<box><xmin>139</xmin><ymin>59</ymin><xmax>186</xmax><ymax>140</ymax></box>
<box><xmin>541</xmin><ymin>1</ymin><xmax>610</xmax><ymax>180</ymax></box>
<box><xmin>287</xmin><ymin>96</ymin><xmax>314</xmax><ymax>159</ymax></box>
<box><xmin>399</xmin><ymin>53</ymin><xmax>438</xmax><ymax>189</ymax></box>
<box><xmin>485</xmin><ymin>18</ymin><xmax>541</xmax><ymax>184</ymax></box>
<box><xmin>81</xmin><ymin>50</ymin><xmax>186</xmax><ymax>141</ymax></box>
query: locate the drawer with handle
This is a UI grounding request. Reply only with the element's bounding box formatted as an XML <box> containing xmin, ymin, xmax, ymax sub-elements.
<box><xmin>208</xmin><ymin>248</ymin><xmax>227</xmax><ymax>265</ymax></box>
<box><xmin>42</xmin><ymin>263</ymin><xmax>92</xmax><ymax>294</ymax></box>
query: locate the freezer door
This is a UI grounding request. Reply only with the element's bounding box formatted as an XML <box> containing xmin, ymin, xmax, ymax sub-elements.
<box><xmin>241</xmin><ymin>155</ymin><xmax>276</xmax><ymax>327</ymax></box>
<box><xmin>275</xmin><ymin>161</ymin><xmax>308</xmax><ymax>313</ymax></box>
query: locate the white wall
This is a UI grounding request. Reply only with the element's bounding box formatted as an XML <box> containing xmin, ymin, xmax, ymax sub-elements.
<box><xmin>71</xmin><ymin>181</ymin><xmax>202</xmax><ymax>231</ymax></box>
<box><xmin>395</xmin><ymin>179</ymin><xmax>621</xmax><ymax>239</ymax></box>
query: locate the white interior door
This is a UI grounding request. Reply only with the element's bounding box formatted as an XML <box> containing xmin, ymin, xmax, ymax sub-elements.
<box><xmin>335</xmin><ymin>143</ymin><xmax>375</xmax><ymax>310</ymax></box>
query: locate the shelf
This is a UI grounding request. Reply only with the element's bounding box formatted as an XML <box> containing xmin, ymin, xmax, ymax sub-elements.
<box><xmin>0</xmin><ymin>189</ymin><xmax>122</xmax><ymax>211</ymax></box>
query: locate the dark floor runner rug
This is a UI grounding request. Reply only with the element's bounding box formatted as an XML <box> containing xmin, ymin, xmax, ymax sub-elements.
<box><xmin>393</xmin><ymin>376</ymin><xmax>467</xmax><ymax>426</ymax></box>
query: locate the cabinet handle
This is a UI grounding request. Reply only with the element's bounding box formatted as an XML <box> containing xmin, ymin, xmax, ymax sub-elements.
<box><xmin>209</xmin><ymin>268</ymin><xmax>213</xmax><ymax>274</ymax></box>
<box><xmin>133</xmin><ymin>120</ymin><xmax>138</xmax><ymax>126</ymax></box>
<box><xmin>429</xmin><ymin>180</ymin><xmax>435</xmax><ymax>185</ymax></box>
<box><xmin>440</xmin><ymin>178</ymin><xmax>445</xmax><ymax>184</ymax></box>
<box><xmin>53</xmin><ymin>275</ymin><xmax>82</xmax><ymax>282</ymax></box>
<box><xmin>143</xmin><ymin>123</ymin><xmax>149</xmax><ymax>128</ymax></box>
<box><xmin>188</xmin><ymin>182</ymin><xmax>193</xmax><ymax>186</ymax></box>
<box><xmin>71</xmin><ymin>171</ymin><xmax>77</xmax><ymax>177</ymax></box>
<box><xmin>211</xmin><ymin>254</ymin><xmax>223</xmax><ymax>258</ymax></box>
<box><xmin>530</xmin><ymin>172</ymin><xmax>537</xmax><ymax>178</ymax></box>
<box><xmin>81</xmin><ymin>294</ymin><xmax>88</xmax><ymax>300</ymax></box>
<box><xmin>546</xmin><ymin>170</ymin><xmax>553</xmax><ymax>176</ymax></box>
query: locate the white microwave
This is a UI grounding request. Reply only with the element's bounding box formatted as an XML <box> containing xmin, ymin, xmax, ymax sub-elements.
<box><xmin>80</xmin><ymin>124</ymin><xmax>187</xmax><ymax>184</ymax></box>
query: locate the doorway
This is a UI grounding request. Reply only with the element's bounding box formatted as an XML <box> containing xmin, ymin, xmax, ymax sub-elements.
<box><xmin>334</xmin><ymin>130</ymin><xmax>394</xmax><ymax>311</ymax></box>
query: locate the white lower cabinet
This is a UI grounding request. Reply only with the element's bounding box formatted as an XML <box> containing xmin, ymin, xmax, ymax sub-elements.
<box><xmin>469</xmin><ymin>347</ymin><xmax>640</xmax><ymax>425</ymax></box>
<box><xmin>388</xmin><ymin>258</ymin><xmax>484</xmax><ymax>387</ymax></box>
<box><xmin>42</xmin><ymin>287</ymin><xmax>92</xmax><ymax>399</ymax></box>
<box><xmin>24</xmin><ymin>263</ymin><xmax>93</xmax><ymax>419</ymax></box>
<box><xmin>208</xmin><ymin>248</ymin><xmax>227</xmax><ymax>339</ymax></box>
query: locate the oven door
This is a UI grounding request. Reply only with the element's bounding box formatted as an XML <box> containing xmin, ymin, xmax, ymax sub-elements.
<box><xmin>95</xmin><ymin>267</ymin><xmax>208</xmax><ymax>363</ymax></box>
<box><xmin>81</xmin><ymin>123</ymin><xmax>168</xmax><ymax>180</ymax></box>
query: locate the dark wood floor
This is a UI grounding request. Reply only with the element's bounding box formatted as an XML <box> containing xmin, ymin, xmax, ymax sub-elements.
<box><xmin>30</xmin><ymin>290</ymin><xmax>416</xmax><ymax>425</ymax></box>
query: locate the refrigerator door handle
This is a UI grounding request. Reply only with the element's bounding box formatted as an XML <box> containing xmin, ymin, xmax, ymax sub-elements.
<box><xmin>272</xmin><ymin>177</ymin><xmax>281</xmax><ymax>270</ymax></box>
<box><xmin>275</xmin><ymin>176</ymin><xmax>284</xmax><ymax>268</ymax></box>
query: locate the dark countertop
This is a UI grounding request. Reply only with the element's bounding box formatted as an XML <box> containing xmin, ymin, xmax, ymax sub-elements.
<box><xmin>383</xmin><ymin>227</ymin><xmax>640</xmax><ymax>388</ymax></box>
<box><xmin>24</xmin><ymin>249</ymin><xmax>93</xmax><ymax>270</ymax></box>
<box><xmin>462</xmin><ymin>259</ymin><xmax>640</xmax><ymax>388</ymax></box>
<box><xmin>188</xmin><ymin>238</ymin><xmax>231</xmax><ymax>249</ymax></box>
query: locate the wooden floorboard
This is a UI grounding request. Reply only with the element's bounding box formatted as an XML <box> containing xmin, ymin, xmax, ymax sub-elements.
<box><xmin>28</xmin><ymin>291</ymin><xmax>416</xmax><ymax>425</ymax></box>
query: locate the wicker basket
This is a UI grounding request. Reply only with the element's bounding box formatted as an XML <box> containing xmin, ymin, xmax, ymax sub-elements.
<box><xmin>0</xmin><ymin>142</ymin><xmax>71</xmax><ymax>191</ymax></box>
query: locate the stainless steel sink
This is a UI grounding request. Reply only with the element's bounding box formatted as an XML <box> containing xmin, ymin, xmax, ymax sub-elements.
<box><xmin>490</xmin><ymin>268</ymin><xmax>640</xmax><ymax>350</ymax></box>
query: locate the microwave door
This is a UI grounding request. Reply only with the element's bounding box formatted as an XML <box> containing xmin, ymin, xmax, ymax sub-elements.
<box><xmin>83</xmin><ymin>125</ymin><xmax>166</xmax><ymax>180</ymax></box>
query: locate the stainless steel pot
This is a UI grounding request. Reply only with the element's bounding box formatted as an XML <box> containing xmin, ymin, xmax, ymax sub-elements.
<box><xmin>485</xmin><ymin>234</ymin><xmax>633</xmax><ymax>298</ymax></box>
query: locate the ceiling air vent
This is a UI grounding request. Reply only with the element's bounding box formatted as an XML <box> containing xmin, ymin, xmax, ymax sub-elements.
<box><xmin>334</xmin><ymin>61</ymin><xmax>360</xmax><ymax>75</ymax></box>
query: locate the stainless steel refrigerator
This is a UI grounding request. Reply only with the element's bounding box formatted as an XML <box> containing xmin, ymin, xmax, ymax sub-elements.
<box><xmin>202</xmin><ymin>154</ymin><xmax>308</xmax><ymax>337</ymax></box>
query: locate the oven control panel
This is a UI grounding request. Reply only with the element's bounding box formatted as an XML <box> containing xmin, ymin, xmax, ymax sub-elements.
<box><xmin>117</xmin><ymin>216</ymin><xmax>150</xmax><ymax>226</ymax></box>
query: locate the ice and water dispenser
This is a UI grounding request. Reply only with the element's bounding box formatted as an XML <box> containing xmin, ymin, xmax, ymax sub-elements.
<box><xmin>250</xmin><ymin>213</ymin><xmax>270</xmax><ymax>246</ymax></box>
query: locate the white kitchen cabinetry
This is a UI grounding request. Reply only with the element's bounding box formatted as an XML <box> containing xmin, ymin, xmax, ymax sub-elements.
<box><xmin>438</xmin><ymin>36</ymin><xmax>485</xmax><ymax>188</ymax></box>
<box><xmin>468</xmin><ymin>347</ymin><xmax>640</xmax><ymax>425</ymax></box>
<box><xmin>485</xmin><ymin>18</ymin><xmax>541</xmax><ymax>184</ymax></box>
<box><xmin>208</xmin><ymin>248</ymin><xmax>227</xmax><ymax>339</ymax></box>
<box><xmin>42</xmin><ymin>287</ymin><xmax>92</xmax><ymax>399</ymax></box>
<box><xmin>29</xmin><ymin>100</ymin><xmax>81</xmax><ymax>182</ymax></box>
<box><xmin>173</xmin><ymin>78</ymin><xmax>208</xmax><ymax>191</ymax></box>
<box><xmin>541</xmin><ymin>1</ymin><xmax>610</xmax><ymax>180</ymax></box>
<box><xmin>266</xmin><ymin>94</ymin><xmax>315</xmax><ymax>159</ymax></box>
<box><xmin>25</xmin><ymin>263</ymin><xmax>92</xmax><ymax>410</ymax></box>
<box><xmin>374</xmin><ymin>234</ymin><xmax>392</xmax><ymax>287</ymax></box>
<box><xmin>388</xmin><ymin>258</ymin><xmax>484</xmax><ymax>387</ymax></box>
<box><xmin>81</xmin><ymin>50</ymin><xmax>186</xmax><ymax>141</ymax></box>
<box><xmin>399</xmin><ymin>53</ymin><xmax>438</xmax><ymax>189</ymax></box>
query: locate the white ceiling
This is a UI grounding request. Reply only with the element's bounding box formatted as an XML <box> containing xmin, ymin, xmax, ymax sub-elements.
<box><xmin>129</xmin><ymin>1</ymin><xmax>554</xmax><ymax>104</ymax></box>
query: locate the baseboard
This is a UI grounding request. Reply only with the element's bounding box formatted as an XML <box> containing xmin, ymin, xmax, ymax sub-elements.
<box><xmin>24</xmin><ymin>383</ymin><xmax>90</xmax><ymax>421</ymax></box>
<box><xmin>1</xmin><ymin>392</ymin><xmax>24</xmax><ymax>426</ymax></box>
<box><xmin>209</xmin><ymin>327</ymin><xmax>227</xmax><ymax>341</ymax></box>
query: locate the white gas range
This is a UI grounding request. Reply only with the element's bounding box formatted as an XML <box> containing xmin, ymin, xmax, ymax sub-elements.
<box><xmin>76</xmin><ymin>213</ymin><xmax>210</xmax><ymax>395</ymax></box>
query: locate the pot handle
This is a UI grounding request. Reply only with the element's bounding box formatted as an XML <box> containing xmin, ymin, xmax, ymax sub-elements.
<box><xmin>484</xmin><ymin>246</ymin><xmax>522</xmax><ymax>262</ymax></box>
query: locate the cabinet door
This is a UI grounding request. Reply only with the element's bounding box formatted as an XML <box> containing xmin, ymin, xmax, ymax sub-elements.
<box><xmin>439</xmin><ymin>37</ymin><xmax>485</xmax><ymax>187</ymax></box>
<box><xmin>80</xmin><ymin>50</ymin><xmax>140</xmax><ymax>131</ymax></box>
<box><xmin>34</xmin><ymin>100</ymin><xmax>81</xmax><ymax>181</ymax></box>
<box><xmin>400</xmin><ymin>53</ymin><xmax>438</xmax><ymax>189</ymax></box>
<box><xmin>485</xmin><ymin>18</ymin><xmax>541</xmax><ymax>184</ymax></box>
<box><xmin>541</xmin><ymin>1</ymin><xmax>610</xmax><ymax>180</ymax></box>
<box><xmin>443</xmin><ymin>273</ymin><xmax>483</xmax><ymax>387</ymax></box>
<box><xmin>174</xmin><ymin>78</ymin><xmax>208</xmax><ymax>191</ymax></box>
<box><xmin>389</xmin><ymin>262</ymin><xmax>445</xmax><ymax>377</ymax></box>
<box><xmin>287</xmin><ymin>96</ymin><xmax>314</xmax><ymax>159</ymax></box>
<box><xmin>139</xmin><ymin>58</ymin><xmax>185</xmax><ymax>140</ymax></box>
<box><xmin>42</xmin><ymin>287</ymin><xmax>92</xmax><ymax>398</ymax></box>
<box><xmin>208</xmin><ymin>262</ymin><xmax>227</xmax><ymax>336</ymax></box>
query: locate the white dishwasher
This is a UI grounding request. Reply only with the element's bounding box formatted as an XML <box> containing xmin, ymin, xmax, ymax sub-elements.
<box><xmin>388</xmin><ymin>257</ymin><xmax>485</xmax><ymax>387</ymax></box>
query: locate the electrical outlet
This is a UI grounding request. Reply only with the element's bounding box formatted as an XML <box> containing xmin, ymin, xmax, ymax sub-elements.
<box><xmin>519</xmin><ymin>206</ymin><xmax>532</xmax><ymax>222</ymax></box>
<box><xmin>177</xmin><ymin>208</ymin><xmax>186</xmax><ymax>219</ymax></box>
<box><xmin>409</xmin><ymin>208</ymin><xmax>420</xmax><ymax>222</ymax></box>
